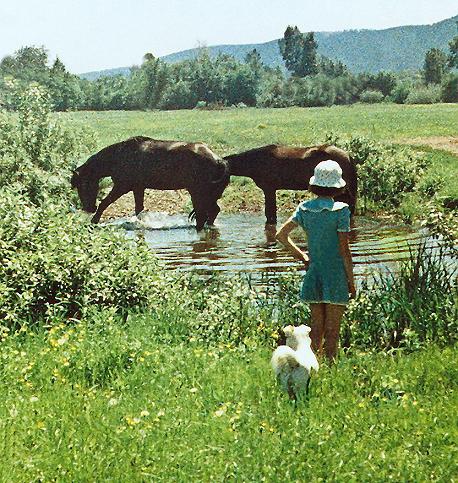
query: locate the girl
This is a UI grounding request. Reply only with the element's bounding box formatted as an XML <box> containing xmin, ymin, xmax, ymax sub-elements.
<box><xmin>276</xmin><ymin>160</ymin><xmax>356</xmax><ymax>361</ymax></box>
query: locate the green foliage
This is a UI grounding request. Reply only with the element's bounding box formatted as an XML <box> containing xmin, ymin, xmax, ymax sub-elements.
<box><xmin>0</xmin><ymin>190</ymin><xmax>164</xmax><ymax>325</ymax></box>
<box><xmin>325</xmin><ymin>133</ymin><xmax>429</xmax><ymax>209</ymax></box>
<box><xmin>0</xmin><ymin>46</ymin><xmax>85</xmax><ymax>111</ymax></box>
<box><xmin>448</xmin><ymin>32</ymin><xmax>458</xmax><ymax>68</ymax></box>
<box><xmin>160</xmin><ymin>80</ymin><xmax>197</xmax><ymax>110</ymax></box>
<box><xmin>0</xmin><ymin>83</ymin><xmax>162</xmax><ymax>326</ymax></box>
<box><xmin>0</xmin><ymin>82</ymin><xmax>96</xmax><ymax>204</ymax></box>
<box><xmin>359</xmin><ymin>89</ymin><xmax>384</xmax><ymax>103</ymax></box>
<box><xmin>318</xmin><ymin>56</ymin><xmax>348</xmax><ymax>77</ymax></box>
<box><xmin>82</xmin><ymin>75</ymin><xmax>132</xmax><ymax>110</ymax></box>
<box><xmin>441</xmin><ymin>73</ymin><xmax>458</xmax><ymax>102</ymax></box>
<box><xmin>405</xmin><ymin>84</ymin><xmax>442</xmax><ymax>104</ymax></box>
<box><xmin>423</xmin><ymin>48</ymin><xmax>449</xmax><ymax>85</ymax></box>
<box><xmin>343</xmin><ymin>244</ymin><xmax>457</xmax><ymax>350</ymax></box>
<box><xmin>134</xmin><ymin>54</ymin><xmax>170</xmax><ymax>109</ymax></box>
<box><xmin>360</xmin><ymin>71</ymin><xmax>398</xmax><ymax>97</ymax></box>
<box><xmin>279</xmin><ymin>27</ymin><xmax>318</xmax><ymax>77</ymax></box>
<box><xmin>389</xmin><ymin>81</ymin><xmax>412</xmax><ymax>103</ymax></box>
<box><xmin>421</xmin><ymin>205</ymin><xmax>458</xmax><ymax>258</ymax></box>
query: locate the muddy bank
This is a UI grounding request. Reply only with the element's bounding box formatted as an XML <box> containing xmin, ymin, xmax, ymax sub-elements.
<box><xmin>399</xmin><ymin>136</ymin><xmax>458</xmax><ymax>155</ymax></box>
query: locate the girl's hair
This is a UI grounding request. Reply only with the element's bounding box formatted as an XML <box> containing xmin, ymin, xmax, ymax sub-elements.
<box><xmin>308</xmin><ymin>185</ymin><xmax>346</xmax><ymax>197</ymax></box>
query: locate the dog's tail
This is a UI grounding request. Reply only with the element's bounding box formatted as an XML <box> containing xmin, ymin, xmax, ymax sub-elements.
<box><xmin>271</xmin><ymin>346</ymin><xmax>300</xmax><ymax>375</ymax></box>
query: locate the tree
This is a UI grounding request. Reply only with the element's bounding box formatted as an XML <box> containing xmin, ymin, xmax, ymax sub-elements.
<box><xmin>318</xmin><ymin>56</ymin><xmax>348</xmax><ymax>78</ymax></box>
<box><xmin>368</xmin><ymin>72</ymin><xmax>397</xmax><ymax>97</ymax></box>
<box><xmin>188</xmin><ymin>51</ymin><xmax>224</xmax><ymax>104</ymax></box>
<box><xmin>448</xmin><ymin>33</ymin><xmax>458</xmax><ymax>68</ymax></box>
<box><xmin>51</xmin><ymin>57</ymin><xmax>67</xmax><ymax>75</ymax></box>
<box><xmin>279</xmin><ymin>27</ymin><xmax>318</xmax><ymax>77</ymax></box>
<box><xmin>138</xmin><ymin>54</ymin><xmax>169</xmax><ymax>109</ymax></box>
<box><xmin>245</xmin><ymin>48</ymin><xmax>264</xmax><ymax>81</ymax></box>
<box><xmin>302</xmin><ymin>32</ymin><xmax>318</xmax><ymax>77</ymax></box>
<box><xmin>441</xmin><ymin>74</ymin><xmax>458</xmax><ymax>103</ymax></box>
<box><xmin>279</xmin><ymin>26</ymin><xmax>303</xmax><ymax>76</ymax></box>
<box><xmin>423</xmin><ymin>48</ymin><xmax>448</xmax><ymax>85</ymax></box>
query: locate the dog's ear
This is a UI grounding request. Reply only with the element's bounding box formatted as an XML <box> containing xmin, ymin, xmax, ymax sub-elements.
<box><xmin>303</xmin><ymin>325</ymin><xmax>311</xmax><ymax>335</ymax></box>
<box><xmin>283</xmin><ymin>325</ymin><xmax>294</xmax><ymax>337</ymax></box>
<box><xmin>276</xmin><ymin>328</ymin><xmax>287</xmax><ymax>347</ymax></box>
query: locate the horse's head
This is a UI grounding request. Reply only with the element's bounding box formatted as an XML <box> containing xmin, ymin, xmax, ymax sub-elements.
<box><xmin>71</xmin><ymin>169</ymin><xmax>99</xmax><ymax>213</ymax></box>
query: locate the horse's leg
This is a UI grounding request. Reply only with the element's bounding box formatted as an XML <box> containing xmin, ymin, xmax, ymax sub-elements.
<box><xmin>189</xmin><ymin>192</ymin><xmax>207</xmax><ymax>231</ymax></box>
<box><xmin>207</xmin><ymin>200</ymin><xmax>220</xmax><ymax>226</ymax></box>
<box><xmin>133</xmin><ymin>187</ymin><xmax>145</xmax><ymax>216</ymax></box>
<box><xmin>263</xmin><ymin>188</ymin><xmax>277</xmax><ymax>225</ymax></box>
<box><xmin>91</xmin><ymin>185</ymin><xmax>128</xmax><ymax>224</ymax></box>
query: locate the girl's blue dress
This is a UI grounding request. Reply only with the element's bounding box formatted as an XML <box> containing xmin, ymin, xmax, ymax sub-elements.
<box><xmin>292</xmin><ymin>197</ymin><xmax>351</xmax><ymax>305</ymax></box>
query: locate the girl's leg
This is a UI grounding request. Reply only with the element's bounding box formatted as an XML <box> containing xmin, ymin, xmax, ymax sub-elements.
<box><xmin>323</xmin><ymin>304</ymin><xmax>346</xmax><ymax>361</ymax></box>
<box><xmin>310</xmin><ymin>303</ymin><xmax>325</xmax><ymax>355</ymax></box>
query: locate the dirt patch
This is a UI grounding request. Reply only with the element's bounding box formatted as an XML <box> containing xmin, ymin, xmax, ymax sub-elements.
<box><xmin>101</xmin><ymin>190</ymin><xmax>192</xmax><ymax>221</ymax></box>
<box><xmin>400</xmin><ymin>136</ymin><xmax>458</xmax><ymax>156</ymax></box>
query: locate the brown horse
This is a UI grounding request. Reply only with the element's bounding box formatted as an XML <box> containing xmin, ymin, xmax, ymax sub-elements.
<box><xmin>224</xmin><ymin>144</ymin><xmax>357</xmax><ymax>224</ymax></box>
<box><xmin>71</xmin><ymin>136</ymin><xmax>229</xmax><ymax>231</ymax></box>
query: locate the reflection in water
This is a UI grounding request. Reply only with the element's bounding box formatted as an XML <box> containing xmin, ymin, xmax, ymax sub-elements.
<box><xmin>109</xmin><ymin>212</ymin><xmax>443</xmax><ymax>281</ymax></box>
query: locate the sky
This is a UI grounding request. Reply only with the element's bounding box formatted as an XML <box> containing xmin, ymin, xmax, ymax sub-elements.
<box><xmin>1</xmin><ymin>0</ymin><xmax>457</xmax><ymax>74</ymax></box>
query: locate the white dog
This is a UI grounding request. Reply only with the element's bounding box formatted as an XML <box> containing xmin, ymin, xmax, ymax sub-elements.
<box><xmin>271</xmin><ymin>325</ymin><xmax>319</xmax><ymax>399</ymax></box>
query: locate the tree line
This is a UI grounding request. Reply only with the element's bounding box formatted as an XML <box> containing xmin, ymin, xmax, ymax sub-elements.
<box><xmin>1</xmin><ymin>25</ymin><xmax>457</xmax><ymax>112</ymax></box>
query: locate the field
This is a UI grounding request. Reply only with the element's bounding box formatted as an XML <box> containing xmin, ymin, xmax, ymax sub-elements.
<box><xmin>63</xmin><ymin>104</ymin><xmax>458</xmax><ymax>217</ymax></box>
<box><xmin>1</xmin><ymin>316</ymin><xmax>457</xmax><ymax>481</ymax></box>
<box><xmin>1</xmin><ymin>101</ymin><xmax>457</xmax><ymax>481</ymax></box>
<box><xmin>65</xmin><ymin>104</ymin><xmax>458</xmax><ymax>150</ymax></box>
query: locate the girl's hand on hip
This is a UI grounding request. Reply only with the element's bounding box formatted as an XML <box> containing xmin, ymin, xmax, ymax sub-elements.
<box><xmin>301</xmin><ymin>253</ymin><xmax>310</xmax><ymax>269</ymax></box>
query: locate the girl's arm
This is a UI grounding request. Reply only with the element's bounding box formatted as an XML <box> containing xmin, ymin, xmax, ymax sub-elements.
<box><xmin>275</xmin><ymin>218</ymin><xmax>309</xmax><ymax>267</ymax></box>
<box><xmin>338</xmin><ymin>232</ymin><xmax>356</xmax><ymax>298</ymax></box>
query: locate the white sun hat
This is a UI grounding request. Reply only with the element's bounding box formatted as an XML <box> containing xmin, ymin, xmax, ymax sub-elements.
<box><xmin>309</xmin><ymin>160</ymin><xmax>346</xmax><ymax>188</ymax></box>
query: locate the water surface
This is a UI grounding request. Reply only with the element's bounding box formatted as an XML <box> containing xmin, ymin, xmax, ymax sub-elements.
<box><xmin>109</xmin><ymin>212</ymin><xmax>435</xmax><ymax>281</ymax></box>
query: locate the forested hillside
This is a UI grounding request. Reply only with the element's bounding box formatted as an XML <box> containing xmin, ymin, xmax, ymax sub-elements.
<box><xmin>80</xmin><ymin>14</ymin><xmax>458</xmax><ymax>79</ymax></box>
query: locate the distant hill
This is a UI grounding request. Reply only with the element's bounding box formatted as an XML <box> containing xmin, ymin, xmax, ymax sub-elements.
<box><xmin>80</xmin><ymin>14</ymin><xmax>458</xmax><ymax>79</ymax></box>
<box><xmin>79</xmin><ymin>67</ymin><xmax>132</xmax><ymax>81</ymax></box>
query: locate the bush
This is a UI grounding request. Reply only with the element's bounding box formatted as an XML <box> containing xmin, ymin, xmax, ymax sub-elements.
<box><xmin>293</xmin><ymin>75</ymin><xmax>337</xmax><ymax>107</ymax></box>
<box><xmin>343</xmin><ymin>244</ymin><xmax>457</xmax><ymax>350</ymax></box>
<box><xmin>0</xmin><ymin>189</ymin><xmax>163</xmax><ymax>325</ymax></box>
<box><xmin>441</xmin><ymin>74</ymin><xmax>458</xmax><ymax>103</ymax></box>
<box><xmin>160</xmin><ymin>80</ymin><xmax>198</xmax><ymax>110</ymax></box>
<box><xmin>405</xmin><ymin>84</ymin><xmax>441</xmax><ymax>104</ymax></box>
<box><xmin>389</xmin><ymin>81</ymin><xmax>412</xmax><ymax>104</ymax></box>
<box><xmin>0</xmin><ymin>81</ymin><xmax>97</xmax><ymax>204</ymax></box>
<box><xmin>325</xmin><ymin>133</ymin><xmax>427</xmax><ymax>209</ymax></box>
<box><xmin>359</xmin><ymin>89</ymin><xmax>384</xmax><ymax>103</ymax></box>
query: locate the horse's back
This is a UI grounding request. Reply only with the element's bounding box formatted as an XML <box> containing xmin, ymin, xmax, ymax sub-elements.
<box><xmin>107</xmin><ymin>137</ymin><xmax>226</xmax><ymax>190</ymax></box>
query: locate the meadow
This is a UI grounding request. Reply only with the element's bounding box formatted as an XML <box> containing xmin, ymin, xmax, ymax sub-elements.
<box><xmin>1</xmin><ymin>316</ymin><xmax>456</xmax><ymax>481</ymax></box>
<box><xmin>64</xmin><ymin>104</ymin><xmax>458</xmax><ymax>150</ymax></box>
<box><xmin>1</xmin><ymin>95</ymin><xmax>457</xmax><ymax>481</ymax></box>
<box><xmin>63</xmin><ymin>104</ymin><xmax>458</xmax><ymax>214</ymax></box>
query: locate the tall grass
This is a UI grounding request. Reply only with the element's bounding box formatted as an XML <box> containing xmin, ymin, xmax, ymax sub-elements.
<box><xmin>343</xmin><ymin>244</ymin><xmax>457</xmax><ymax>351</ymax></box>
<box><xmin>0</xmin><ymin>313</ymin><xmax>456</xmax><ymax>481</ymax></box>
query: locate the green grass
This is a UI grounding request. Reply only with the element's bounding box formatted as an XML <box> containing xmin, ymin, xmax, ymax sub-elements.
<box><xmin>62</xmin><ymin>104</ymin><xmax>458</xmax><ymax>155</ymax></box>
<box><xmin>62</xmin><ymin>104</ymin><xmax>458</xmax><ymax>215</ymax></box>
<box><xmin>1</xmin><ymin>317</ymin><xmax>456</xmax><ymax>481</ymax></box>
<box><xmin>1</xmin><ymin>103</ymin><xmax>456</xmax><ymax>481</ymax></box>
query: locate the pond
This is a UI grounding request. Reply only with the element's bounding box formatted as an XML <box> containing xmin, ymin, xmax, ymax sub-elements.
<box><xmin>108</xmin><ymin>212</ymin><xmax>437</xmax><ymax>282</ymax></box>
